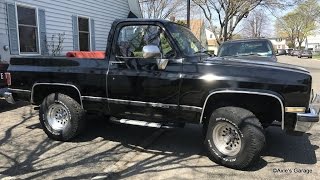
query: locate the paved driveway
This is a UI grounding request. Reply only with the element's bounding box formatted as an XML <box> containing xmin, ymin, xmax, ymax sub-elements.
<box><xmin>0</xmin><ymin>56</ymin><xmax>319</xmax><ymax>179</ymax></box>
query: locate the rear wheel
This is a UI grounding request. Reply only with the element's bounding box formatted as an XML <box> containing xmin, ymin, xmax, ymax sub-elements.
<box><xmin>204</xmin><ymin>107</ymin><xmax>265</xmax><ymax>169</ymax></box>
<box><xmin>39</xmin><ymin>93</ymin><xmax>85</xmax><ymax>141</ymax></box>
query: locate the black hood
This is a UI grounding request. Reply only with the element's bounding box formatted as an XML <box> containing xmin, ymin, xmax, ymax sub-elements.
<box><xmin>205</xmin><ymin>56</ymin><xmax>310</xmax><ymax>74</ymax></box>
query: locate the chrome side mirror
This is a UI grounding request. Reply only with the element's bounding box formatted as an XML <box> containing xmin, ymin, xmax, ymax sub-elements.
<box><xmin>143</xmin><ymin>45</ymin><xmax>161</xmax><ymax>59</ymax></box>
<box><xmin>142</xmin><ymin>45</ymin><xmax>168</xmax><ymax>70</ymax></box>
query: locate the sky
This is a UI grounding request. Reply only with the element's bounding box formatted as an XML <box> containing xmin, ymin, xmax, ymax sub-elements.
<box><xmin>185</xmin><ymin>1</ymin><xmax>298</xmax><ymax>38</ymax></box>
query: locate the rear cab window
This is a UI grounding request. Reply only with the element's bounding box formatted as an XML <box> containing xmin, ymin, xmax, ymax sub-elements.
<box><xmin>218</xmin><ymin>40</ymin><xmax>274</xmax><ymax>57</ymax></box>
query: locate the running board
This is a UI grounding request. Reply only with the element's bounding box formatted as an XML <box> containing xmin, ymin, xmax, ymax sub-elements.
<box><xmin>109</xmin><ymin>117</ymin><xmax>183</xmax><ymax>129</ymax></box>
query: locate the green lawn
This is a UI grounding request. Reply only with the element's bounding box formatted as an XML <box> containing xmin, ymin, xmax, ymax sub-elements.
<box><xmin>313</xmin><ymin>55</ymin><xmax>320</xmax><ymax>60</ymax></box>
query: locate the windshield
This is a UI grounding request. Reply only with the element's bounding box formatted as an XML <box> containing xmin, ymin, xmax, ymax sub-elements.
<box><xmin>167</xmin><ymin>23</ymin><xmax>204</xmax><ymax>56</ymax></box>
<box><xmin>218</xmin><ymin>40</ymin><xmax>273</xmax><ymax>57</ymax></box>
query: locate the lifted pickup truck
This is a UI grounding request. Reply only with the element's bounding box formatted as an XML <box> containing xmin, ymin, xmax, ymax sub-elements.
<box><xmin>4</xmin><ymin>19</ymin><xmax>319</xmax><ymax>169</ymax></box>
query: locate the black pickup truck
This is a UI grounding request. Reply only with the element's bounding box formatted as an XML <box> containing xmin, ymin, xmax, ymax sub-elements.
<box><xmin>4</xmin><ymin>19</ymin><xmax>319</xmax><ymax>169</ymax></box>
<box><xmin>0</xmin><ymin>63</ymin><xmax>9</xmax><ymax>97</ymax></box>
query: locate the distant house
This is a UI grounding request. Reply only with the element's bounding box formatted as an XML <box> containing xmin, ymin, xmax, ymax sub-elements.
<box><xmin>205</xmin><ymin>28</ymin><xmax>218</xmax><ymax>54</ymax></box>
<box><xmin>0</xmin><ymin>0</ymin><xmax>142</xmax><ymax>63</ymax></box>
<box><xmin>268</xmin><ymin>38</ymin><xmax>288</xmax><ymax>50</ymax></box>
<box><xmin>304</xmin><ymin>34</ymin><xmax>320</xmax><ymax>51</ymax></box>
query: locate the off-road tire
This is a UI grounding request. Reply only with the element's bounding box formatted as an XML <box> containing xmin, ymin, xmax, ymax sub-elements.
<box><xmin>39</xmin><ymin>93</ymin><xmax>85</xmax><ymax>141</ymax></box>
<box><xmin>205</xmin><ymin>106</ymin><xmax>265</xmax><ymax>170</ymax></box>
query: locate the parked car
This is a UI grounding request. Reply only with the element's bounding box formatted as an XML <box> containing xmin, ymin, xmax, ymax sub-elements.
<box><xmin>291</xmin><ymin>50</ymin><xmax>300</xmax><ymax>56</ymax></box>
<box><xmin>286</xmin><ymin>48</ymin><xmax>293</xmax><ymax>55</ymax></box>
<box><xmin>217</xmin><ymin>39</ymin><xmax>277</xmax><ymax>62</ymax></box>
<box><xmin>4</xmin><ymin>19</ymin><xmax>319</xmax><ymax>170</ymax></box>
<box><xmin>0</xmin><ymin>63</ymin><xmax>9</xmax><ymax>98</ymax></box>
<box><xmin>277</xmin><ymin>49</ymin><xmax>287</xmax><ymax>55</ymax></box>
<box><xmin>298</xmin><ymin>50</ymin><xmax>312</xmax><ymax>58</ymax></box>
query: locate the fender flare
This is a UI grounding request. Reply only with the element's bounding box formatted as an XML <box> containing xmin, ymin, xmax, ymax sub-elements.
<box><xmin>31</xmin><ymin>83</ymin><xmax>83</xmax><ymax>107</ymax></box>
<box><xmin>200</xmin><ymin>89</ymin><xmax>285</xmax><ymax>129</ymax></box>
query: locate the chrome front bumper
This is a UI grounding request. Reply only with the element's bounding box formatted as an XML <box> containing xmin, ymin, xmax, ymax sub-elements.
<box><xmin>294</xmin><ymin>91</ymin><xmax>320</xmax><ymax>133</ymax></box>
<box><xmin>294</xmin><ymin>108</ymin><xmax>319</xmax><ymax>132</ymax></box>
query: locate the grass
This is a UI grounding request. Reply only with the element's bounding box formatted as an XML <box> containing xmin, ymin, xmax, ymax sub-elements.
<box><xmin>313</xmin><ymin>55</ymin><xmax>320</xmax><ymax>60</ymax></box>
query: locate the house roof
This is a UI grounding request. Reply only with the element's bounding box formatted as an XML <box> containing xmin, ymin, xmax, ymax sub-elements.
<box><xmin>127</xmin><ymin>0</ymin><xmax>143</xmax><ymax>18</ymax></box>
<box><xmin>179</xmin><ymin>19</ymin><xmax>205</xmax><ymax>40</ymax></box>
<box><xmin>189</xmin><ymin>20</ymin><xmax>204</xmax><ymax>40</ymax></box>
<box><xmin>207</xmin><ymin>39</ymin><xmax>218</xmax><ymax>46</ymax></box>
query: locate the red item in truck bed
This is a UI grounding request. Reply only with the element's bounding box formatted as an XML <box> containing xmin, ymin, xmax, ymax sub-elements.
<box><xmin>66</xmin><ymin>51</ymin><xmax>105</xmax><ymax>59</ymax></box>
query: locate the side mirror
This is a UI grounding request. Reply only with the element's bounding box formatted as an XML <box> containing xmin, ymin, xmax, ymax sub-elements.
<box><xmin>143</xmin><ymin>45</ymin><xmax>162</xmax><ymax>59</ymax></box>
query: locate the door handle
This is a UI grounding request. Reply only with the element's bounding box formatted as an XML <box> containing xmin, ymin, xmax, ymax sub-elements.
<box><xmin>109</xmin><ymin>61</ymin><xmax>125</xmax><ymax>65</ymax></box>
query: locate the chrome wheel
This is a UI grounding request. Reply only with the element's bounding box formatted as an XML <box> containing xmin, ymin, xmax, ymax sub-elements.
<box><xmin>47</xmin><ymin>102</ymin><xmax>70</xmax><ymax>131</ymax></box>
<box><xmin>212</xmin><ymin>121</ymin><xmax>241</xmax><ymax>156</ymax></box>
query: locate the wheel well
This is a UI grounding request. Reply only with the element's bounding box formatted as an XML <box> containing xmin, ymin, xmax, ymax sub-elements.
<box><xmin>32</xmin><ymin>85</ymin><xmax>82</xmax><ymax>106</ymax></box>
<box><xmin>201</xmin><ymin>93</ymin><xmax>283</xmax><ymax>128</ymax></box>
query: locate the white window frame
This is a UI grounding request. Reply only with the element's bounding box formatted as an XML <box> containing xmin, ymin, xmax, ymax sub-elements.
<box><xmin>77</xmin><ymin>15</ymin><xmax>91</xmax><ymax>51</ymax></box>
<box><xmin>15</xmin><ymin>2</ymin><xmax>41</xmax><ymax>55</ymax></box>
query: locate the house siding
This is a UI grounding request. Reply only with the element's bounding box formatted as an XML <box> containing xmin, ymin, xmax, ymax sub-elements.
<box><xmin>0</xmin><ymin>0</ymin><xmax>139</xmax><ymax>62</ymax></box>
<box><xmin>0</xmin><ymin>3</ymin><xmax>7</xmax><ymax>35</ymax></box>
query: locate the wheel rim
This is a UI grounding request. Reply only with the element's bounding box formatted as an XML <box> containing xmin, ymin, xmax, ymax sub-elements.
<box><xmin>47</xmin><ymin>102</ymin><xmax>70</xmax><ymax>131</ymax></box>
<box><xmin>212</xmin><ymin>121</ymin><xmax>242</xmax><ymax>156</ymax></box>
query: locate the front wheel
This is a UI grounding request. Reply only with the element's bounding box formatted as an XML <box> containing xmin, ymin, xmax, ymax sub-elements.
<box><xmin>205</xmin><ymin>107</ymin><xmax>265</xmax><ymax>169</ymax></box>
<box><xmin>39</xmin><ymin>93</ymin><xmax>85</xmax><ymax>141</ymax></box>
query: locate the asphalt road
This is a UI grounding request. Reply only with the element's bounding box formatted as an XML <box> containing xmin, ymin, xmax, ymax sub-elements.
<box><xmin>0</xmin><ymin>56</ymin><xmax>319</xmax><ymax>180</ymax></box>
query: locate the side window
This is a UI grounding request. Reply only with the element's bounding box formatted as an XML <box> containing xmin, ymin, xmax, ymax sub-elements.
<box><xmin>78</xmin><ymin>17</ymin><xmax>90</xmax><ymax>51</ymax></box>
<box><xmin>116</xmin><ymin>25</ymin><xmax>174</xmax><ymax>58</ymax></box>
<box><xmin>17</xmin><ymin>5</ymin><xmax>39</xmax><ymax>54</ymax></box>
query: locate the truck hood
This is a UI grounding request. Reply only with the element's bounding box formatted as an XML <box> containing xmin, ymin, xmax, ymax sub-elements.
<box><xmin>205</xmin><ymin>57</ymin><xmax>310</xmax><ymax>74</ymax></box>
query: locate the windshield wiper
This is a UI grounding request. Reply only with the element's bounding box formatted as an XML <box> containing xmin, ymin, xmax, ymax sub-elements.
<box><xmin>193</xmin><ymin>50</ymin><xmax>212</xmax><ymax>56</ymax></box>
<box><xmin>235</xmin><ymin>53</ymin><xmax>263</xmax><ymax>57</ymax></box>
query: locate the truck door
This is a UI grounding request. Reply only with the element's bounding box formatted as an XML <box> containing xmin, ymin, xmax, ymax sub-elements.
<box><xmin>107</xmin><ymin>23</ymin><xmax>182</xmax><ymax>122</ymax></box>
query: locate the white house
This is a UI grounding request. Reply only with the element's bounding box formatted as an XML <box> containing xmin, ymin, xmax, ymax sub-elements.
<box><xmin>205</xmin><ymin>28</ymin><xmax>218</xmax><ymax>53</ymax></box>
<box><xmin>304</xmin><ymin>34</ymin><xmax>320</xmax><ymax>51</ymax></box>
<box><xmin>268</xmin><ymin>38</ymin><xmax>288</xmax><ymax>50</ymax></box>
<box><xmin>0</xmin><ymin>0</ymin><xmax>142</xmax><ymax>63</ymax></box>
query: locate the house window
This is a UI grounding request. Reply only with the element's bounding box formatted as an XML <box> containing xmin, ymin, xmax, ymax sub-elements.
<box><xmin>210</xmin><ymin>34</ymin><xmax>213</xmax><ymax>38</ymax></box>
<box><xmin>17</xmin><ymin>5</ymin><xmax>39</xmax><ymax>54</ymax></box>
<box><xmin>78</xmin><ymin>17</ymin><xmax>90</xmax><ymax>51</ymax></box>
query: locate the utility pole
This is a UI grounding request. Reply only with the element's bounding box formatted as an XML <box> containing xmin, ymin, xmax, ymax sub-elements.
<box><xmin>187</xmin><ymin>0</ymin><xmax>190</xmax><ymax>28</ymax></box>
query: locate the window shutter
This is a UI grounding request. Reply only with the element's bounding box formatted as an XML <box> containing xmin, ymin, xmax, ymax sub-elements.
<box><xmin>6</xmin><ymin>3</ymin><xmax>19</xmax><ymax>55</ymax></box>
<box><xmin>90</xmin><ymin>19</ymin><xmax>95</xmax><ymax>51</ymax></box>
<box><xmin>72</xmin><ymin>15</ymin><xmax>79</xmax><ymax>51</ymax></box>
<box><xmin>38</xmin><ymin>9</ymin><xmax>48</xmax><ymax>55</ymax></box>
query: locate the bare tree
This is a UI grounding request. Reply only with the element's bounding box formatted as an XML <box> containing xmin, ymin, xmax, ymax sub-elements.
<box><xmin>192</xmin><ymin>0</ymin><xmax>297</xmax><ymax>45</ymax></box>
<box><xmin>45</xmin><ymin>33</ymin><xmax>65</xmax><ymax>56</ymax></box>
<box><xmin>139</xmin><ymin>0</ymin><xmax>185</xmax><ymax>19</ymax></box>
<box><xmin>275</xmin><ymin>12</ymin><xmax>298</xmax><ymax>48</ymax></box>
<box><xmin>275</xmin><ymin>0</ymin><xmax>320</xmax><ymax>49</ymax></box>
<box><xmin>241</xmin><ymin>9</ymin><xmax>270</xmax><ymax>38</ymax></box>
